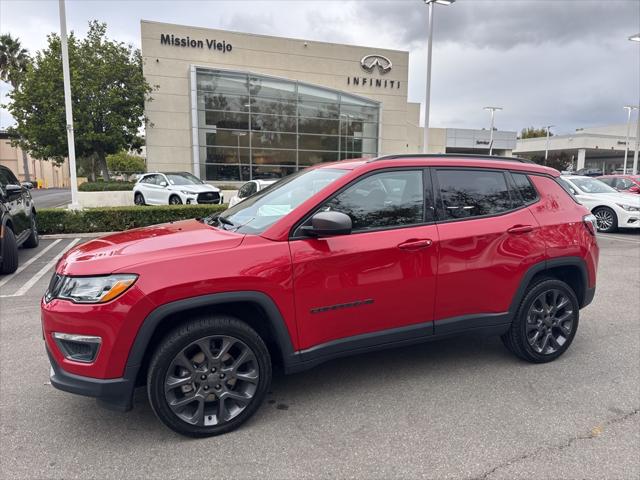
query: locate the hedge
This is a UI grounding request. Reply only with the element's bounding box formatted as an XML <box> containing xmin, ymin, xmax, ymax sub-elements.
<box><xmin>37</xmin><ymin>205</ymin><xmax>227</xmax><ymax>234</ymax></box>
<box><xmin>79</xmin><ymin>181</ymin><xmax>136</xmax><ymax>191</ymax></box>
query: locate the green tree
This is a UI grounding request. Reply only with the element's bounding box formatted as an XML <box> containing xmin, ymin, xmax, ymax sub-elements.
<box><xmin>0</xmin><ymin>33</ymin><xmax>32</xmax><ymax>181</ymax></box>
<box><xmin>520</xmin><ymin>126</ymin><xmax>554</xmax><ymax>139</ymax></box>
<box><xmin>6</xmin><ymin>21</ymin><xmax>152</xmax><ymax>181</ymax></box>
<box><xmin>106</xmin><ymin>150</ymin><xmax>146</xmax><ymax>174</ymax></box>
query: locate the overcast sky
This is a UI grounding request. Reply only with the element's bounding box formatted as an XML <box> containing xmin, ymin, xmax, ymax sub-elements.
<box><xmin>1</xmin><ymin>0</ymin><xmax>639</xmax><ymax>135</ymax></box>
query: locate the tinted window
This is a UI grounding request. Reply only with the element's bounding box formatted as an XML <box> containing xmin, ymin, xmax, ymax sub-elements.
<box><xmin>322</xmin><ymin>170</ymin><xmax>424</xmax><ymax>231</ymax></box>
<box><xmin>0</xmin><ymin>168</ymin><xmax>12</xmax><ymax>187</ymax></box>
<box><xmin>511</xmin><ymin>173</ymin><xmax>538</xmax><ymax>203</ymax></box>
<box><xmin>238</xmin><ymin>182</ymin><xmax>257</xmax><ymax>198</ymax></box>
<box><xmin>437</xmin><ymin>169</ymin><xmax>511</xmax><ymax>220</ymax></box>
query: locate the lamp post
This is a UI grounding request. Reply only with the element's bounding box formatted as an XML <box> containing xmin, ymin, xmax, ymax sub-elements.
<box><xmin>483</xmin><ymin>106</ymin><xmax>502</xmax><ymax>155</ymax></box>
<box><xmin>630</xmin><ymin>34</ymin><xmax>640</xmax><ymax>174</ymax></box>
<box><xmin>231</xmin><ymin>131</ymin><xmax>248</xmax><ymax>181</ymax></box>
<box><xmin>623</xmin><ymin>106</ymin><xmax>638</xmax><ymax>174</ymax></box>
<box><xmin>544</xmin><ymin>125</ymin><xmax>555</xmax><ymax>164</ymax></box>
<box><xmin>58</xmin><ymin>0</ymin><xmax>80</xmax><ymax>209</ymax></box>
<box><xmin>422</xmin><ymin>0</ymin><xmax>455</xmax><ymax>153</ymax></box>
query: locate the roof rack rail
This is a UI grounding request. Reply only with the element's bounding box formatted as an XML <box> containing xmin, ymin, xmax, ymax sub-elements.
<box><xmin>368</xmin><ymin>153</ymin><xmax>534</xmax><ymax>164</ymax></box>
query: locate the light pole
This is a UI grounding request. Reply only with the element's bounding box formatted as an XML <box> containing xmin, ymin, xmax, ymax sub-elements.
<box><xmin>623</xmin><ymin>106</ymin><xmax>638</xmax><ymax>174</ymax></box>
<box><xmin>58</xmin><ymin>0</ymin><xmax>80</xmax><ymax>209</ymax></box>
<box><xmin>630</xmin><ymin>34</ymin><xmax>640</xmax><ymax>174</ymax></box>
<box><xmin>422</xmin><ymin>0</ymin><xmax>455</xmax><ymax>153</ymax></box>
<box><xmin>483</xmin><ymin>106</ymin><xmax>502</xmax><ymax>155</ymax></box>
<box><xmin>544</xmin><ymin>125</ymin><xmax>555</xmax><ymax>164</ymax></box>
<box><xmin>231</xmin><ymin>131</ymin><xmax>248</xmax><ymax>181</ymax></box>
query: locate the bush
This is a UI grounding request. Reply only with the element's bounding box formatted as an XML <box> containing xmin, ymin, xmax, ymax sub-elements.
<box><xmin>37</xmin><ymin>205</ymin><xmax>227</xmax><ymax>234</ymax></box>
<box><xmin>79</xmin><ymin>181</ymin><xmax>135</xmax><ymax>191</ymax></box>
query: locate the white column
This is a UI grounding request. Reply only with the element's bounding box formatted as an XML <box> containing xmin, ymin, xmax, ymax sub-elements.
<box><xmin>577</xmin><ymin>149</ymin><xmax>586</xmax><ymax>170</ymax></box>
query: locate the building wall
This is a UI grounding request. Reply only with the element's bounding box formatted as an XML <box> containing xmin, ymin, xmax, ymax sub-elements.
<box><xmin>0</xmin><ymin>138</ymin><xmax>70</xmax><ymax>188</ymax></box>
<box><xmin>141</xmin><ymin>20</ymin><xmax>414</xmax><ymax>175</ymax></box>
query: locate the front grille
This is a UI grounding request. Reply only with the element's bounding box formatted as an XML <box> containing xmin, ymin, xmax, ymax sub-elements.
<box><xmin>197</xmin><ymin>192</ymin><xmax>221</xmax><ymax>204</ymax></box>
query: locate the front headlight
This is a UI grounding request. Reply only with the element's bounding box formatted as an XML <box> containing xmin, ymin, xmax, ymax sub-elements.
<box><xmin>616</xmin><ymin>203</ymin><xmax>640</xmax><ymax>212</ymax></box>
<box><xmin>180</xmin><ymin>190</ymin><xmax>197</xmax><ymax>196</ymax></box>
<box><xmin>46</xmin><ymin>274</ymin><xmax>138</xmax><ymax>304</ymax></box>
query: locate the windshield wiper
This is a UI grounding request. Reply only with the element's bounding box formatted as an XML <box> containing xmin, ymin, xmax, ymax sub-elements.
<box><xmin>217</xmin><ymin>216</ymin><xmax>235</xmax><ymax>230</ymax></box>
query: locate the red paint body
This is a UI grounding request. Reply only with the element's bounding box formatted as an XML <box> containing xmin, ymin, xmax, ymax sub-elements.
<box><xmin>41</xmin><ymin>157</ymin><xmax>599</xmax><ymax>380</ymax></box>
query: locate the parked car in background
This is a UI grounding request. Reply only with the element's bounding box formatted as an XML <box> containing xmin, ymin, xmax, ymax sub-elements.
<box><xmin>0</xmin><ymin>165</ymin><xmax>39</xmax><ymax>274</ymax></box>
<box><xmin>558</xmin><ymin>175</ymin><xmax>640</xmax><ymax>232</ymax></box>
<box><xmin>228</xmin><ymin>179</ymin><xmax>277</xmax><ymax>207</ymax></box>
<box><xmin>597</xmin><ymin>175</ymin><xmax>640</xmax><ymax>194</ymax></box>
<box><xmin>43</xmin><ymin>155</ymin><xmax>599</xmax><ymax>437</ymax></box>
<box><xmin>575</xmin><ymin>168</ymin><xmax>603</xmax><ymax>177</ymax></box>
<box><xmin>134</xmin><ymin>172</ymin><xmax>223</xmax><ymax>206</ymax></box>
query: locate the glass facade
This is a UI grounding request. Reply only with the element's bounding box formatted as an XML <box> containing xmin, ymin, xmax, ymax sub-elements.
<box><xmin>195</xmin><ymin>68</ymin><xmax>380</xmax><ymax>181</ymax></box>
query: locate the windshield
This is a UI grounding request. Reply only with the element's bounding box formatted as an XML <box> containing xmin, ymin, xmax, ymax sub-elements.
<box><xmin>570</xmin><ymin>177</ymin><xmax>617</xmax><ymax>194</ymax></box>
<box><xmin>207</xmin><ymin>168</ymin><xmax>348</xmax><ymax>234</ymax></box>
<box><xmin>166</xmin><ymin>173</ymin><xmax>204</xmax><ymax>186</ymax></box>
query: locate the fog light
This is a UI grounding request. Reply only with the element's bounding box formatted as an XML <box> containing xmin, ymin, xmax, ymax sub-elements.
<box><xmin>52</xmin><ymin>333</ymin><xmax>101</xmax><ymax>363</ymax></box>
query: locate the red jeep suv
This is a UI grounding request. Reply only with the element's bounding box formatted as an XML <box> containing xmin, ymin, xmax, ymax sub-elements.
<box><xmin>42</xmin><ymin>155</ymin><xmax>599</xmax><ymax>437</ymax></box>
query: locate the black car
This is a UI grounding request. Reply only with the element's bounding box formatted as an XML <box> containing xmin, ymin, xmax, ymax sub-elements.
<box><xmin>0</xmin><ymin>165</ymin><xmax>39</xmax><ymax>274</ymax></box>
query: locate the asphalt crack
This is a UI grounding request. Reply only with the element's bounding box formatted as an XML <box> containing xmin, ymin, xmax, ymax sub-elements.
<box><xmin>470</xmin><ymin>408</ymin><xmax>640</xmax><ymax>480</ymax></box>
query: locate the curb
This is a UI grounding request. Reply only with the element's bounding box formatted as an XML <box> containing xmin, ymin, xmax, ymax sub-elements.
<box><xmin>41</xmin><ymin>232</ymin><xmax>116</xmax><ymax>239</ymax></box>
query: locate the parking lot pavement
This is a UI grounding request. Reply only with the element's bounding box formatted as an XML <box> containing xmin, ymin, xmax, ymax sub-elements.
<box><xmin>30</xmin><ymin>188</ymin><xmax>71</xmax><ymax>209</ymax></box>
<box><xmin>1</xmin><ymin>232</ymin><xmax>638</xmax><ymax>480</ymax></box>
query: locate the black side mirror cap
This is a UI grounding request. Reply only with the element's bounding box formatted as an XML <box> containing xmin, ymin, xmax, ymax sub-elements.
<box><xmin>301</xmin><ymin>211</ymin><xmax>352</xmax><ymax>237</ymax></box>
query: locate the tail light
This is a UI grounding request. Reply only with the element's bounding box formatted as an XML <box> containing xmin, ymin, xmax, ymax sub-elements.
<box><xmin>583</xmin><ymin>214</ymin><xmax>597</xmax><ymax>236</ymax></box>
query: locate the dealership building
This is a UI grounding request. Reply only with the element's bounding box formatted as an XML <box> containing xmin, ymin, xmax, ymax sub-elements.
<box><xmin>141</xmin><ymin>20</ymin><xmax>516</xmax><ymax>183</ymax></box>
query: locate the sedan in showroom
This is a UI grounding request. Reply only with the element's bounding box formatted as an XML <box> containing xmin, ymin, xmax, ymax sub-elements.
<box><xmin>134</xmin><ymin>172</ymin><xmax>223</xmax><ymax>205</ymax></box>
<box><xmin>559</xmin><ymin>175</ymin><xmax>640</xmax><ymax>232</ymax></box>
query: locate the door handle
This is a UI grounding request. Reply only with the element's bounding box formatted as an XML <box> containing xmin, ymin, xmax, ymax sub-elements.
<box><xmin>398</xmin><ymin>239</ymin><xmax>433</xmax><ymax>251</ymax></box>
<box><xmin>507</xmin><ymin>225</ymin><xmax>534</xmax><ymax>234</ymax></box>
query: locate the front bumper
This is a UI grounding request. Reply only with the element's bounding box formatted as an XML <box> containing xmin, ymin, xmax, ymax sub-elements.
<box><xmin>47</xmin><ymin>348</ymin><xmax>136</xmax><ymax>412</ymax></box>
<box><xmin>618</xmin><ymin>210</ymin><xmax>640</xmax><ymax>228</ymax></box>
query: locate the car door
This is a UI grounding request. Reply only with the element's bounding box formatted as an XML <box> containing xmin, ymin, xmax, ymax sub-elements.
<box><xmin>0</xmin><ymin>167</ymin><xmax>28</xmax><ymax>236</ymax></box>
<box><xmin>431</xmin><ymin>168</ymin><xmax>546</xmax><ymax>334</ymax></box>
<box><xmin>142</xmin><ymin>174</ymin><xmax>164</xmax><ymax>204</ymax></box>
<box><xmin>290</xmin><ymin>168</ymin><xmax>439</xmax><ymax>351</ymax></box>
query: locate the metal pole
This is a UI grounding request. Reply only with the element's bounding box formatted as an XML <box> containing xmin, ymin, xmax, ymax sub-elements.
<box><xmin>422</xmin><ymin>1</ymin><xmax>434</xmax><ymax>153</ymax></box>
<box><xmin>58</xmin><ymin>0</ymin><xmax>79</xmax><ymax>209</ymax></box>
<box><xmin>633</xmin><ymin>109</ymin><xmax>640</xmax><ymax>175</ymax></box>
<box><xmin>488</xmin><ymin>109</ymin><xmax>495</xmax><ymax>156</ymax></box>
<box><xmin>623</xmin><ymin>107</ymin><xmax>632</xmax><ymax>174</ymax></box>
<box><xmin>237</xmin><ymin>135</ymin><xmax>242</xmax><ymax>181</ymax></box>
<box><xmin>544</xmin><ymin>125</ymin><xmax>553</xmax><ymax>164</ymax></box>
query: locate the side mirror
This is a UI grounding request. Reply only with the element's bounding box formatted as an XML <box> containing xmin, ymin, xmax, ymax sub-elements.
<box><xmin>301</xmin><ymin>211</ymin><xmax>352</xmax><ymax>237</ymax></box>
<box><xmin>21</xmin><ymin>181</ymin><xmax>33</xmax><ymax>189</ymax></box>
<box><xmin>159</xmin><ymin>181</ymin><xmax>168</xmax><ymax>187</ymax></box>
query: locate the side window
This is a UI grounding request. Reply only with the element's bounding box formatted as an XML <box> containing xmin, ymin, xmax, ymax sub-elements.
<box><xmin>618</xmin><ymin>178</ymin><xmax>633</xmax><ymax>190</ymax></box>
<box><xmin>436</xmin><ymin>169</ymin><xmax>512</xmax><ymax>220</ymax></box>
<box><xmin>322</xmin><ymin>170</ymin><xmax>425</xmax><ymax>232</ymax></box>
<box><xmin>0</xmin><ymin>168</ymin><xmax>11</xmax><ymax>187</ymax></box>
<box><xmin>511</xmin><ymin>173</ymin><xmax>538</xmax><ymax>204</ymax></box>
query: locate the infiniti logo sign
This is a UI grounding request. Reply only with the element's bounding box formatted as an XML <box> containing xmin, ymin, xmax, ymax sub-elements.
<box><xmin>360</xmin><ymin>54</ymin><xmax>393</xmax><ymax>74</ymax></box>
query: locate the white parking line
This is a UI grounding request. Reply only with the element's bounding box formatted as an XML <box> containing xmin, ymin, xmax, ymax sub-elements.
<box><xmin>0</xmin><ymin>238</ymin><xmax>81</xmax><ymax>298</ymax></box>
<box><xmin>0</xmin><ymin>239</ymin><xmax>62</xmax><ymax>290</ymax></box>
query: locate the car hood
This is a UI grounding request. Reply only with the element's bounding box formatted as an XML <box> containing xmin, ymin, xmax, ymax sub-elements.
<box><xmin>578</xmin><ymin>192</ymin><xmax>640</xmax><ymax>206</ymax></box>
<box><xmin>57</xmin><ymin>219</ymin><xmax>244</xmax><ymax>276</ymax></box>
<box><xmin>168</xmin><ymin>184</ymin><xmax>220</xmax><ymax>193</ymax></box>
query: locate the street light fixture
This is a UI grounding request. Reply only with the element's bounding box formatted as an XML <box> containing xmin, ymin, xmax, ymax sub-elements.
<box><xmin>544</xmin><ymin>125</ymin><xmax>554</xmax><ymax>164</ymax></box>
<box><xmin>623</xmin><ymin>105</ymin><xmax>639</xmax><ymax>174</ymax></box>
<box><xmin>422</xmin><ymin>0</ymin><xmax>456</xmax><ymax>153</ymax></box>
<box><xmin>483</xmin><ymin>106</ymin><xmax>502</xmax><ymax>155</ymax></box>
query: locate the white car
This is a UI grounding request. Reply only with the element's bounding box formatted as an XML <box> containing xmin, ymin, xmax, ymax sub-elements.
<box><xmin>559</xmin><ymin>176</ymin><xmax>640</xmax><ymax>232</ymax></box>
<box><xmin>228</xmin><ymin>179</ymin><xmax>277</xmax><ymax>207</ymax></box>
<box><xmin>133</xmin><ymin>172</ymin><xmax>223</xmax><ymax>206</ymax></box>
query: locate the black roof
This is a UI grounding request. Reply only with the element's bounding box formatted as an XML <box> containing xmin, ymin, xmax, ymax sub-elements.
<box><xmin>368</xmin><ymin>153</ymin><xmax>534</xmax><ymax>164</ymax></box>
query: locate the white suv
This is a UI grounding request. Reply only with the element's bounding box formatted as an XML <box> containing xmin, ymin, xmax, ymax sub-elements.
<box><xmin>559</xmin><ymin>175</ymin><xmax>640</xmax><ymax>232</ymax></box>
<box><xmin>133</xmin><ymin>172</ymin><xmax>222</xmax><ymax>206</ymax></box>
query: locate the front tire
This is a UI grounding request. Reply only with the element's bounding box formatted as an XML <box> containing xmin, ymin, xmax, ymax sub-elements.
<box><xmin>502</xmin><ymin>278</ymin><xmax>579</xmax><ymax>363</ymax></box>
<box><xmin>169</xmin><ymin>195</ymin><xmax>183</xmax><ymax>205</ymax></box>
<box><xmin>593</xmin><ymin>206</ymin><xmax>618</xmax><ymax>233</ymax></box>
<box><xmin>134</xmin><ymin>192</ymin><xmax>146</xmax><ymax>206</ymax></box>
<box><xmin>0</xmin><ymin>227</ymin><xmax>19</xmax><ymax>274</ymax></box>
<box><xmin>147</xmin><ymin>315</ymin><xmax>272</xmax><ymax>437</ymax></box>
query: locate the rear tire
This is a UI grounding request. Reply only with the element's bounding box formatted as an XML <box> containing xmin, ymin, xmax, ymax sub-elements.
<box><xmin>147</xmin><ymin>315</ymin><xmax>272</xmax><ymax>437</ymax></box>
<box><xmin>502</xmin><ymin>278</ymin><xmax>579</xmax><ymax>363</ymax></box>
<box><xmin>0</xmin><ymin>227</ymin><xmax>19</xmax><ymax>274</ymax></box>
<box><xmin>23</xmin><ymin>214</ymin><xmax>39</xmax><ymax>248</ymax></box>
<box><xmin>593</xmin><ymin>206</ymin><xmax>617</xmax><ymax>233</ymax></box>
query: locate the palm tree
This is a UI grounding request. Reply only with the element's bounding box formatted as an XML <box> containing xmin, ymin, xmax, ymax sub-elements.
<box><xmin>0</xmin><ymin>33</ymin><xmax>32</xmax><ymax>181</ymax></box>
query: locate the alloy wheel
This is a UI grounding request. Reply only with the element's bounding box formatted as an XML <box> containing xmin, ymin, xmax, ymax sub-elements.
<box><xmin>164</xmin><ymin>335</ymin><xmax>259</xmax><ymax>427</ymax></box>
<box><xmin>594</xmin><ymin>209</ymin><xmax>614</xmax><ymax>231</ymax></box>
<box><xmin>169</xmin><ymin>196</ymin><xmax>182</xmax><ymax>205</ymax></box>
<box><xmin>526</xmin><ymin>289</ymin><xmax>575</xmax><ymax>355</ymax></box>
